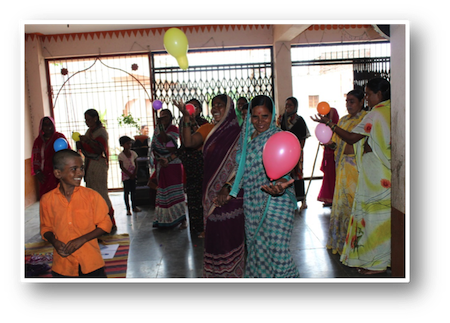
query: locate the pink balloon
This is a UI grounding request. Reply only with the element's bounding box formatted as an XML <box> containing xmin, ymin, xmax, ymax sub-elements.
<box><xmin>186</xmin><ymin>103</ymin><xmax>195</xmax><ymax>115</ymax></box>
<box><xmin>263</xmin><ymin>131</ymin><xmax>301</xmax><ymax>181</ymax></box>
<box><xmin>315</xmin><ymin>123</ymin><xmax>333</xmax><ymax>144</ymax></box>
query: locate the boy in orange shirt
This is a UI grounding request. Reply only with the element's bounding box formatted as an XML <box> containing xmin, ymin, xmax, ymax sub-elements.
<box><xmin>40</xmin><ymin>149</ymin><xmax>113</xmax><ymax>278</ymax></box>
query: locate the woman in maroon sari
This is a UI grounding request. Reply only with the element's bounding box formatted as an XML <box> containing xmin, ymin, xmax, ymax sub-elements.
<box><xmin>317</xmin><ymin>108</ymin><xmax>339</xmax><ymax>206</ymax></box>
<box><xmin>174</xmin><ymin>94</ymin><xmax>245</xmax><ymax>278</ymax></box>
<box><xmin>31</xmin><ymin>116</ymin><xmax>70</xmax><ymax>198</ymax></box>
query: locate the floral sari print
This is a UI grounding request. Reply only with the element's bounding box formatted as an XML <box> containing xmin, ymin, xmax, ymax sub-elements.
<box><xmin>326</xmin><ymin>109</ymin><xmax>368</xmax><ymax>255</ymax></box>
<box><xmin>340</xmin><ymin>100</ymin><xmax>391</xmax><ymax>271</ymax></box>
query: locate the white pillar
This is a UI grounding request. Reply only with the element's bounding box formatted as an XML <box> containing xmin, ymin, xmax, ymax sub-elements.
<box><xmin>273</xmin><ymin>41</ymin><xmax>293</xmax><ymax>116</ymax></box>
<box><xmin>390</xmin><ymin>24</ymin><xmax>407</xmax><ymax>213</ymax></box>
<box><xmin>25</xmin><ymin>36</ymin><xmax>52</xmax><ymax>141</ymax></box>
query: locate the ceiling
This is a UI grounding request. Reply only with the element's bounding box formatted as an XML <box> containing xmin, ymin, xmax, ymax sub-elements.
<box><xmin>24</xmin><ymin>23</ymin><xmax>186</xmax><ymax>35</ymax></box>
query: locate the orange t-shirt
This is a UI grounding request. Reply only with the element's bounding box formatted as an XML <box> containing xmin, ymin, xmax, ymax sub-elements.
<box><xmin>196</xmin><ymin>123</ymin><xmax>215</xmax><ymax>141</ymax></box>
<box><xmin>40</xmin><ymin>185</ymin><xmax>113</xmax><ymax>276</ymax></box>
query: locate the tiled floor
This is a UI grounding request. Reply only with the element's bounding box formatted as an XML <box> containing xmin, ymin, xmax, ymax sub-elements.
<box><xmin>24</xmin><ymin>180</ymin><xmax>391</xmax><ymax>279</ymax></box>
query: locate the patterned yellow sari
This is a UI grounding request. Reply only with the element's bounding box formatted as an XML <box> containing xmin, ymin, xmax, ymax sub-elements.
<box><xmin>327</xmin><ymin>110</ymin><xmax>367</xmax><ymax>255</ymax></box>
<box><xmin>340</xmin><ymin>100</ymin><xmax>391</xmax><ymax>271</ymax></box>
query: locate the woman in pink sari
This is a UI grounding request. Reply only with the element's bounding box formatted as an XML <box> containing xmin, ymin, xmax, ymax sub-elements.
<box><xmin>31</xmin><ymin>116</ymin><xmax>70</xmax><ymax>198</ymax></box>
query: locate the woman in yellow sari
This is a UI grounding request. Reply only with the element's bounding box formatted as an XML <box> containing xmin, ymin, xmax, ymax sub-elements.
<box><xmin>325</xmin><ymin>90</ymin><xmax>367</xmax><ymax>255</ymax></box>
<box><xmin>312</xmin><ymin>78</ymin><xmax>391</xmax><ymax>274</ymax></box>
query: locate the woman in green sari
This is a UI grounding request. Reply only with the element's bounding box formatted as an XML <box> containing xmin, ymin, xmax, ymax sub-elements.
<box><xmin>226</xmin><ymin>95</ymin><xmax>300</xmax><ymax>278</ymax></box>
<box><xmin>312</xmin><ymin>78</ymin><xmax>391</xmax><ymax>275</ymax></box>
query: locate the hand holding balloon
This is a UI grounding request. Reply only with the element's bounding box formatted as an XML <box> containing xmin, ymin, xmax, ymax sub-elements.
<box><xmin>72</xmin><ymin>132</ymin><xmax>81</xmax><ymax>142</ymax></box>
<box><xmin>311</xmin><ymin>112</ymin><xmax>335</xmax><ymax>144</ymax></box>
<box><xmin>172</xmin><ymin>99</ymin><xmax>190</xmax><ymax>117</ymax></box>
<box><xmin>261</xmin><ymin>179</ymin><xmax>295</xmax><ymax>196</ymax></box>
<box><xmin>313</xmin><ymin>101</ymin><xmax>331</xmax><ymax>127</ymax></box>
<box><xmin>185</xmin><ymin>104</ymin><xmax>195</xmax><ymax>116</ymax></box>
<box><xmin>310</xmin><ymin>113</ymin><xmax>330</xmax><ymax>124</ymax></box>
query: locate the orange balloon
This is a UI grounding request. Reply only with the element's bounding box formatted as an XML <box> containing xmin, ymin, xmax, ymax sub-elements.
<box><xmin>317</xmin><ymin>101</ymin><xmax>330</xmax><ymax>115</ymax></box>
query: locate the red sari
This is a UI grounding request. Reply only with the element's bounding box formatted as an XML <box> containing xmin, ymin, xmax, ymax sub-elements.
<box><xmin>317</xmin><ymin>108</ymin><xmax>339</xmax><ymax>204</ymax></box>
<box><xmin>31</xmin><ymin>116</ymin><xmax>70</xmax><ymax>198</ymax></box>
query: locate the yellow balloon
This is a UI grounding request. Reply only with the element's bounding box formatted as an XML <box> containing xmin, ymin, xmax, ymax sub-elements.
<box><xmin>177</xmin><ymin>55</ymin><xmax>189</xmax><ymax>70</ymax></box>
<box><xmin>163</xmin><ymin>28</ymin><xmax>189</xmax><ymax>68</ymax></box>
<box><xmin>72</xmin><ymin>131</ymin><xmax>80</xmax><ymax>142</ymax></box>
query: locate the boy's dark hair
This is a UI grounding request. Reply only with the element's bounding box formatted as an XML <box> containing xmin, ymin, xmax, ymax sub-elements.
<box><xmin>53</xmin><ymin>149</ymin><xmax>82</xmax><ymax>170</ymax></box>
<box><xmin>119</xmin><ymin>136</ymin><xmax>133</xmax><ymax>146</ymax></box>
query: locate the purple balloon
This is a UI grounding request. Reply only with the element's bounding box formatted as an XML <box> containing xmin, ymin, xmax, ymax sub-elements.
<box><xmin>153</xmin><ymin>100</ymin><xmax>162</xmax><ymax>110</ymax></box>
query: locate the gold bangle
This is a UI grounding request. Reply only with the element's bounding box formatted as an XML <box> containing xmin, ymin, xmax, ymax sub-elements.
<box><xmin>331</xmin><ymin>124</ymin><xmax>337</xmax><ymax>131</ymax></box>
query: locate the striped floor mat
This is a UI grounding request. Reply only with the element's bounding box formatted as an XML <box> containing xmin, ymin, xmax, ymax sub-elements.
<box><xmin>25</xmin><ymin>234</ymin><xmax>130</xmax><ymax>278</ymax></box>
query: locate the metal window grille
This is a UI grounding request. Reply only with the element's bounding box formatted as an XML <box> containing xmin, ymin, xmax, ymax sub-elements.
<box><xmin>291</xmin><ymin>41</ymin><xmax>391</xmax><ymax>89</ymax></box>
<box><xmin>150</xmin><ymin>47</ymin><xmax>274</xmax><ymax>124</ymax></box>
<box><xmin>352</xmin><ymin>57</ymin><xmax>391</xmax><ymax>90</ymax></box>
<box><xmin>47</xmin><ymin>53</ymin><xmax>153</xmax><ymax>189</ymax></box>
<box><xmin>46</xmin><ymin>47</ymin><xmax>273</xmax><ymax>190</ymax></box>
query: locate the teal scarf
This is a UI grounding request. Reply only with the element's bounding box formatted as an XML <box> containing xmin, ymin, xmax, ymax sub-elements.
<box><xmin>230</xmin><ymin>97</ymin><xmax>296</xmax><ymax>242</ymax></box>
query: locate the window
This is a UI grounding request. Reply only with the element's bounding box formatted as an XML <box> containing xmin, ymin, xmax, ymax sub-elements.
<box><xmin>309</xmin><ymin>95</ymin><xmax>319</xmax><ymax>109</ymax></box>
<box><xmin>291</xmin><ymin>41</ymin><xmax>390</xmax><ymax>179</ymax></box>
<box><xmin>47</xmin><ymin>54</ymin><xmax>153</xmax><ymax>189</ymax></box>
